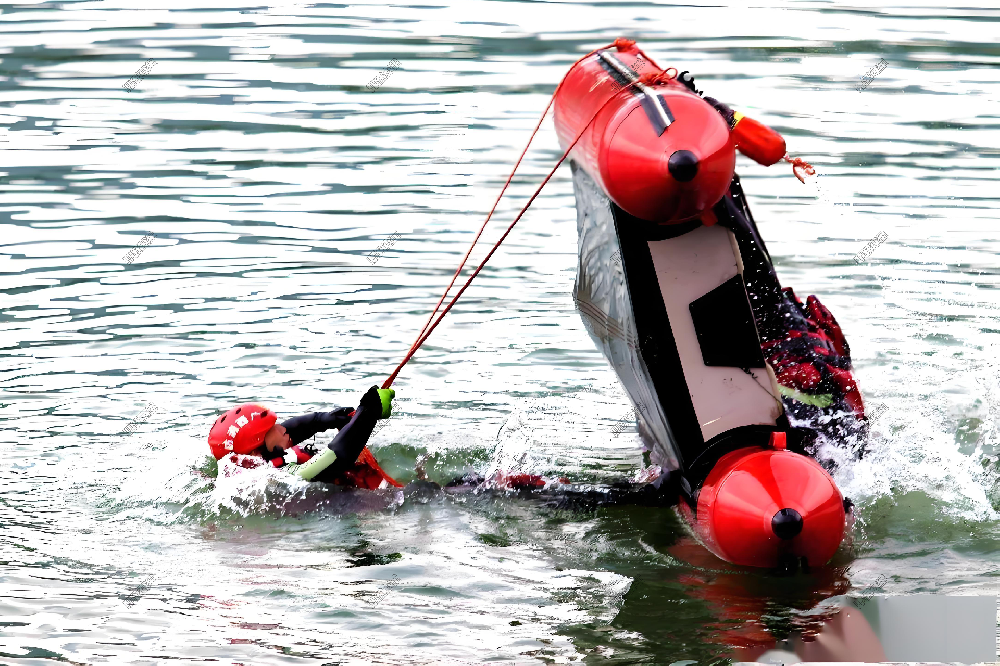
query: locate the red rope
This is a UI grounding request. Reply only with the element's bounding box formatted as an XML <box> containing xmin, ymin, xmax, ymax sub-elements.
<box><xmin>396</xmin><ymin>39</ymin><xmax>635</xmax><ymax>365</ymax></box>
<box><xmin>383</xmin><ymin>39</ymin><xmax>662</xmax><ymax>389</ymax></box>
<box><xmin>783</xmin><ymin>154</ymin><xmax>816</xmax><ymax>184</ymax></box>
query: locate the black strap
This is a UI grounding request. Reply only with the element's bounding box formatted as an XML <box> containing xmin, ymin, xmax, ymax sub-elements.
<box><xmin>684</xmin><ymin>425</ymin><xmax>816</xmax><ymax>490</ymax></box>
<box><xmin>597</xmin><ymin>50</ymin><xmax>674</xmax><ymax>136</ymax></box>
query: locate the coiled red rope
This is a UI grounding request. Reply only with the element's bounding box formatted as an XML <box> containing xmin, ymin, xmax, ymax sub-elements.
<box><xmin>382</xmin><ymin>38</ymin><xmax>665</xmax><ymax>389</ymax></box>
<box><xmin>783</xmin><ymin>154</ymin><xmax>816</xmax><ymax>184</ymax></box>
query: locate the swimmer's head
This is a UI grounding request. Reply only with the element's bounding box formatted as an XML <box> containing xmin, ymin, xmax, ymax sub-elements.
<box><xmin>207</xmin><ymin>404</ymin><xmax>278</xmax><ymax>459</ymax></box>
<box><xmin>263</xmin><ymin>423</ymin><xmax>292</xmax><ymax>452</ymax></box>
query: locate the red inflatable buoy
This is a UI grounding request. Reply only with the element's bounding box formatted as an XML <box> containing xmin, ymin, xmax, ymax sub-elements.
<box><xmin>731</xmin><ymin>112</ymin><xmax>787</xmax><ymax>167</ymax></box>
<box><xmin>679</xmin><ymin>446</ymin><xmax>846</xmax><ymax>568</ymax></box>
<box><xmin>552</xmin><ymin>45</ymin><xmax>735</xmax><ymax>224</ymax></box>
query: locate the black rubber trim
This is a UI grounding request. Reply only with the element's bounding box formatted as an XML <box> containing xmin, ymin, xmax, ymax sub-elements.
<box><xmin>729</xmin><ymin>174</ymin><xmax>758</xmax><ymax>228</ymax></box>
<box><xmin>715</xmin><ymin>185</ymin><xmax>788</xmax><ymax>342</ymax></box>
<box><xmin>611</xmin><ymin>203</ymin><xmax>701</xmax><ymax>240</ymax></box>
<box><xmin>684</xmin><ymin>425</ymin><xmax>816</xmax><ymax>489</ymax></box>
<box><xmin>611</xmin><ymin>200</ymin><xmax>705</xmax><ymax>469</ymax></box>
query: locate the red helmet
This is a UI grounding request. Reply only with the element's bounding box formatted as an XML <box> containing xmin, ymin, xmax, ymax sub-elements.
<box><xmin>207</xmin><ymin>403</ymin><xmax>278</xmax><ymax>460</ymax></box>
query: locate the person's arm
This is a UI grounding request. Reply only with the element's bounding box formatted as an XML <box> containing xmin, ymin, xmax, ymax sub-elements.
<box><xmin>280</xmin><ymin>407</ymin><xmax>355</xmax><ymax>446</ymax></box>
<box><xmin>293</xmin><ymin>387</ymin><xmax>393</xmax><ymax>481</ymax></box>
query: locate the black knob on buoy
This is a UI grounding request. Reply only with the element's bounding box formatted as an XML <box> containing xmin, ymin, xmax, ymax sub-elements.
<box><xmin>668</xmin><ymin>150</ymin><xmax>699</xmax><ymax>182</ymax></box>
<box><xmin>771</xmin><ymin>508</ymin><xmax>803</xmax><ymax>540</ymax></box>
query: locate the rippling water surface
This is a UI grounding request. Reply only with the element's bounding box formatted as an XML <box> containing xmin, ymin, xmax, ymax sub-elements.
<box><xmin>2</xmin><ymin>1</ymin><xmax>999</xmax><ymax>664</ymax></box>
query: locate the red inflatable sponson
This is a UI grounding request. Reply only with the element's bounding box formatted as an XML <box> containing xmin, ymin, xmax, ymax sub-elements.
<box><xmin>552</xmin><ymin>44</ymin><xmax>735</xmax><ymax>224</ymax></box>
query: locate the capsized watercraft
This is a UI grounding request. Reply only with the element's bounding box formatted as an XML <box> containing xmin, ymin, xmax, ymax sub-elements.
<box><xmin>553</xmin><ymin>41</ymin><xmax>866</xmax><ymax>570</ymax></box>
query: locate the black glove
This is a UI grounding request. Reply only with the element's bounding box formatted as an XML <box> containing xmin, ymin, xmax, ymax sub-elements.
<box><xmin>358</xmin><ymin>385</ymin><xmax>382</xmax><ymax>414</ymax></box>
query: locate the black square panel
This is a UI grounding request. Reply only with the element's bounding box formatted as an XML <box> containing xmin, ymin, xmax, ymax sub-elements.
<box><xmin>688</xmin><ymin>275</ymin><xmax>766</xmax><ymax>368</ymax></box>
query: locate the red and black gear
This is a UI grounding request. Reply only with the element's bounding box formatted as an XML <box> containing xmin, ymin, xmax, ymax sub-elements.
<box><xmin>761</xmin><ymin>288</ymin><xmax>864</xmax><ymax>419</ymax></box>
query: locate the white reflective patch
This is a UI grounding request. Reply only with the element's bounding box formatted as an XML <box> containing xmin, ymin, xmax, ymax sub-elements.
<box><xmin>235</xmin><ymin>415</ymin><xmax>249</xmax><ymax>427</ymax></box>
<box><xmin>228</xmin><ymin>425</ymin><xmax>240</xmax><ymax>438</ymax></box>
<box><xmin>224</xmin><ymin>440</ymin><xmax>234</xmax><ymax>450</ymax></box>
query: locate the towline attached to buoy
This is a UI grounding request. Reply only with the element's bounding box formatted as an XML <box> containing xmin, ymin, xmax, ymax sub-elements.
<box><xmin>384</xmin><ymin>38</ymin><xmax>860</xmax><ymax>571</ymax></box>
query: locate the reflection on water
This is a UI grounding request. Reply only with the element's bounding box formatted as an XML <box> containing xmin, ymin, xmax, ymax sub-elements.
<box><xmin>1</xmin><ymin>0</ymin><xmax>1000</xmax><ymax>663</ymax></box>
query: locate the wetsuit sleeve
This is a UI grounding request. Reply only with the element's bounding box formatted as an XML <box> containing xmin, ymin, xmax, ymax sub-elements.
<box><xmin>293</xmin><ymin>387</ymin><xmax>382</xmax><ymax>481</ymax></box>
<box><xmin>279</xmin><ymin>407</ymin><xmax>355</xmax><ymax>446</ymax></box>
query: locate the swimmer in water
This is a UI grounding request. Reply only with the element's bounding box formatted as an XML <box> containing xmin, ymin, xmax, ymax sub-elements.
<box><xmin>208</xmin><ymin>386</ymin><xmax>401</xmax><ymax>489</ymax></box>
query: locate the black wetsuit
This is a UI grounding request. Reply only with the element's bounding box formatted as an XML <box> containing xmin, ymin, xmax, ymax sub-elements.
<box><xmin>257</xmin><ymin>387</ymin><xmax>383</xmax><ymax>483</ymax></box>
<box><xmin>273</xmin><ymin>407</ymin><xmax>357</xmax><ymax>451</ymax></box>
